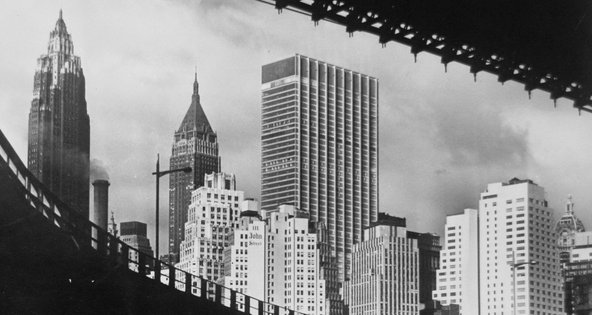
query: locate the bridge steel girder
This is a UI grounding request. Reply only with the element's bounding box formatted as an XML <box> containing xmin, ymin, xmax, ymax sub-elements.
<box><xmin>259</xmin><ymin>0</ymin><xmax>592</xmax><ymax>114</ymax></box>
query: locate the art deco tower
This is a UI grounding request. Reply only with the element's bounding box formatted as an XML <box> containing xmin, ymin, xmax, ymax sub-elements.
<box><xmin>168</xmin><ymin>73</ymin><xmax>220</xmax><ymax>263</ymax></box>
<box><xmin>261</xmin><ymin>55</ymin><xmax>379</xmax><ymax>282</ymax></box>
<box><xmin>27</xmin><ymin>10</ymin><xmax>90</xmax><ymax>218</ymax></box>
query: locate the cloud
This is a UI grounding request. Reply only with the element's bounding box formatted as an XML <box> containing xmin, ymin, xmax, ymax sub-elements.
<box><xmin>433</xmin><ymin>102</ymin><xmax>530</xmax><ymax>168</ymax></box>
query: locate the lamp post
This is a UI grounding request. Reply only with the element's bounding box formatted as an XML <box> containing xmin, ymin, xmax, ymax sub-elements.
<box><xmin>152</xmin><ymin>153</ymin><xmax>191</xmax><ymax>261</ymax></box>
<box><xmin>509</xmin><ymin>250</ymin><xmax>538</xmax><ymax>315</ymax></box>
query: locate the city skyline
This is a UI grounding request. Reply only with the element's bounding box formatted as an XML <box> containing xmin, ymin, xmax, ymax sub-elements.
<box><xmin>2</xmin><ymin>0</ymin><xmax>592</xmax><ymax>253</ymax></box>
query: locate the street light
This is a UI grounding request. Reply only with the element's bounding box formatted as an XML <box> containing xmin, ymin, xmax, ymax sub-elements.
<box><xmin>509</xmin><ymin>250</ymin><xmax>538</xmax><ymax>315</ymax></box>
<box><xmin>152</xmin><ymin>153</ymin><xmax>191</xmax><ymax>262</ymax></box>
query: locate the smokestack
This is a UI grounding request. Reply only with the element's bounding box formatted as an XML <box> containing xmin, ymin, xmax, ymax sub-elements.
<box><xmin>92</xmin><ymin>179</ymin><xmax>110</xmax><ymax>230</ymax></box>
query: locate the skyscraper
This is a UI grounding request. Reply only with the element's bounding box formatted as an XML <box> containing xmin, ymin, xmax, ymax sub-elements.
<box><xmin>261</xmin><ymin>54</ymin><xmax>378</xmax><ymax>281</ymax></box>
<box><xmin>169</xmin><ymin>73</ymin><xmax>221</xmax><ymax>263</ymax></box>
<box><xmin>478</xmin><ymin>178</ymin><xmax>563</xmax><ymax>315</ymax></box>
<box><xmin>176</xmin><ymin>172</ymin><xmax>243</xmax><ymax>281</ymax></box>
<box><xmin>27</xmin><ymin>10</ymin><xmax>90</xmax><ymax>218</ymax></box>
<box><xmin>223</xmin><ymin>204</ymin><xmax>342</xmax><ymax>315</ymax></box>
<box><xmin>432</xmin><ymin>209</ymin><xmax>479</xmax><ymax>315</ymax></box>
<box><xmin>344</xmin><ymin>213</ymin><xmax>420</xmax><ymax>315</ymax></box>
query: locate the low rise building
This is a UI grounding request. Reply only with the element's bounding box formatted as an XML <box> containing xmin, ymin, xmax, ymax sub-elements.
<box><xmin>120</xmin><ymin>221</ymin><xmax>153</xmax><ymax>267</ymax></box>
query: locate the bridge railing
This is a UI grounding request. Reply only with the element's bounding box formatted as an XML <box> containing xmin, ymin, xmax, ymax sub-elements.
<box><xmin>0</xmin><ymin>129</ymin><xmax>305</xmax><ymax>315</ymax></box>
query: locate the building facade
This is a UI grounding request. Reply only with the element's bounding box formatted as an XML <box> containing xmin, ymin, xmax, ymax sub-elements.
<box><xmin>555</xmin><ymin>196</ymin><xmax>586</xmax><ymax>264</ymax></box>
<box><xmin>223</xmin><ymin>204</ymin><xmax>342</xmax><ymax>315</ymax></box>
<box><xmin>222</xmin><ymin>199</ymin><xmax>266</xmax><ymax>300</ymax></box>
<box><xmin>169</xmin><ymin>73</ymin><xmax>221</xmax><ymax>263</ymax></box>
<box><xmin>478</xmin><ymin>178</ymin><xmax>563</xmax><ymax>315</ymax></box>
<box><xmin>344</xmin><ymin>213</ymin><xmax>420</xmax><ymax>315</ymax></box>
<box><xmin>176</xmin><ymin>173</ymin><xmax>242</xmax><ymax>282</ymax></box>
<box><xmin>432</xmin><ymin>209</ymin><xmax>479</xmax><ymax>315</ymax></box>
<box><xmin>120</xmin><ymin>221</ymin><xmax>154</xmax><ymax>265</ymax></box>
<box><xmin>434</xmin><ymin>303</ymin><xmax>460</xmax><ymax>315</ymax></box>
<box><xmin>564</xmin><ymin>232</ymin><xmax>592</xmax><ymax>315</ymax></box>
<box><xmin>408</xmin><ymin>231</ymin><xmax>441</xmax><ymax>315</ymax></box>
<box><xmin>261</xmin><ymin>55</ymin><xmax>378</xmax><ymax>281</ymax></box>
<box><xmin>27</xmin><ymin>10</ymin><xmax>90</xmax><ymax>218</ymax></box>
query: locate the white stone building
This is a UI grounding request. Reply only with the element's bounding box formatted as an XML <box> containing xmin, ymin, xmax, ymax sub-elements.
<box><xmin>222</xmin><ymin>199</ymin><xmax>266</xmax><ymax>299</ymax></box>
<box><xmin>570</xmin><ymin>231</ymin><xmax>592</xmax><ymax>262</ymax></box>
<box><xmin>432</xmin><ymin>208</ymin><xmax>479</xmax><ymax>315</ymax></box>
<box><xmin>478</xmin><ymin>178</ymin><xmax>563</xmax><ymax>315</ymax></box>
<box><xmin>344</xmin><ymin>214</ymin><xmax>420</xmax><ymax>315</ymax></box>
<box><xmin>222</xmin><ymin>204</ymin><xmax>341</xmax><ymax>315</ymax></box>
<box><xmin>176</xmin><ymin>172</ymin><xmax>243</xmax><ymax>282</ymax></box>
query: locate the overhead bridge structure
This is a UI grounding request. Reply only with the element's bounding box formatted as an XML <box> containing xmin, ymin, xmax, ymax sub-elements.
<box><xmin>0</xmin><ymin>129</ymin><xmax>303</xmax><ymax>315</ymax></box>
<box><xmin>258</xmin><ymin>0</ymin><xmax>592</xmax><ymax>113</ymax></box>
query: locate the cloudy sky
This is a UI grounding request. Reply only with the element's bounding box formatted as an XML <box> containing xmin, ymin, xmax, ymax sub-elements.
<box><xmin>1</xmin><ymin>0</ymin><xmax>591</xmax><ymax>252</ymax></box>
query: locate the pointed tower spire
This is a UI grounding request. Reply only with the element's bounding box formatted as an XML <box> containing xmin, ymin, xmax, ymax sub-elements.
<box><xmin>193</xmin><ymin>67</ymin><xmax>199</xmax><ymax>95</ymax></box>
<box><xmin>177</xmin><ymin>72</ymin><xmax>212</xmax><ymax>134</ymax></box>
<box><xmin>566</xmin><ymin>194</ymin><xmax>574</xmax><ymax>215</ymax></box>
<box><xmin>53</xmin><ymin>8</ymin><xmax>69</xmax><ymax>36</ymax></box>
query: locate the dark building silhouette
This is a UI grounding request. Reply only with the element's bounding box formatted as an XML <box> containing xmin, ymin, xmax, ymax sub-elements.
<box><xmin>563</xmin><ymin>233</ymin><xmax>592</xmax><ymax>315</ymax></box>
<box><xmin>564</xmin><ymin>262</ymin><xmax>592</xmax><ymax>315</ymax></box>
<box><xmin>27</xmin><ymin>10</ymin><xmax>90</xmax><ymax>218</ymax></box>
<box><xmin>168</xmin><ymin>73</ymin><xmax>220</xmax><ymax>263</ymax></box>
<box><xmin>434</xmin><ymin>303</ymin><xmax>460</xmax><ymax>315</ymax></box>
<box><xmin>408</xmin><ymin>231</ymin><xmax>441</xmax><ymax>315</ymax></box>
<box><xmin>120</xmin><ymin>221</ymin><xmax>154</xmax><ymax>268</ymax></box>
<box><xmin>121</xmin><ymin>221</ymin><xmax>148</xmax><ymax>238</ymax></box>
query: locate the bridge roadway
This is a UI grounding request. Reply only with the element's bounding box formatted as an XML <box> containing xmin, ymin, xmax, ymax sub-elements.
<box><xmin>0</xmin><ymin>129</ymin><xmax>301</xmax><ymax>315</ymax></box>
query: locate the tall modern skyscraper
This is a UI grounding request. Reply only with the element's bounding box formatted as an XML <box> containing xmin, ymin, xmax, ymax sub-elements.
<box><xmin>27</xmin><ymin>10</ymin><xmax>90</xmax><ymax>218</ymax></box>
<box><xmin>169</xmin><ymin>73</ymin><xmax>220</xmax><ymax>263</ymax></box>
<box><xmin>478</xmin><ymin>178</ymin><xmax>563</xmax><ymax>315</ymax></box>
<box><xmin>261</xmin><ymin>54</ymin><xmax>378</xmax><ymax>281</ymax></box>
